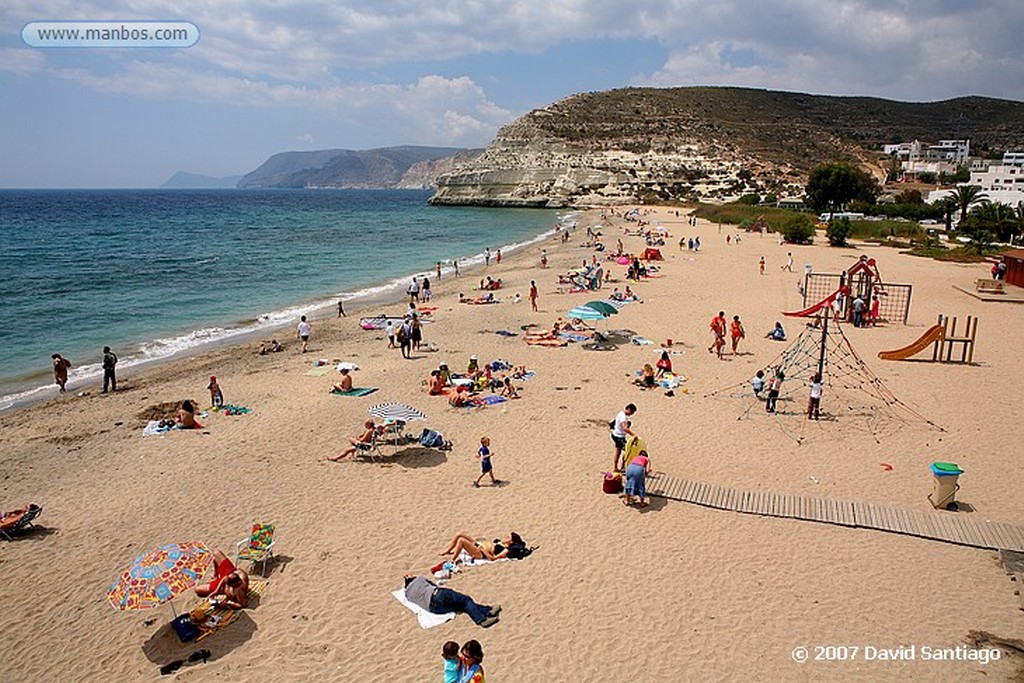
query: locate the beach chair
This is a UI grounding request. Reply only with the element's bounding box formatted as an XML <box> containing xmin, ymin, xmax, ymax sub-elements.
<box><xmin>353</xmin><ymin>428</ymin><xmax>385</xmax><ymax>461</ymax></box>
<box><xmin>235</xmin><ymin>522</ymin><xmax>275</xmax><ymax>576</ymax></box>
<box><xmin>0</xmin><ymin>504</ymin><xmax>42</xmax><ymax>541</ymax></box>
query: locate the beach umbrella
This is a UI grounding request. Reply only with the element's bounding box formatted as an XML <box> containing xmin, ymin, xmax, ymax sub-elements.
<box><xmin>368</xmin><ymin>402</ymin><xmax>427</xmax><ymax>423</ymax></box>
<box><xmin>107</xmin><ymin>541</ymin><xmax>210</xmax><ymax>613</ymax></box>
<box><xmin>584</xmin><ymin>301</ymin><xmax>618</xmax><ymax>316</ymax></box>
<box><xmin>616</xmin><ymin>256</ymin><xmax>631</xmax><ymax>265</ymax></box>
<box><xmin>567</xmin><ymin>305</ymin><xmax>608</xmax><ymax>321</ymax></box>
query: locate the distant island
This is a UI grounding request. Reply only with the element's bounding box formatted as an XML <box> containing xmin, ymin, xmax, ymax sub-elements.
<box><xmin>162</xmin><ymin>145</ymin><xmax>480</xmax><ymax>190</ymax></box>
<box><xmin>160</xmin><ymin>171</ymin><xmax>243</xmax><ymax>189</ymax></box>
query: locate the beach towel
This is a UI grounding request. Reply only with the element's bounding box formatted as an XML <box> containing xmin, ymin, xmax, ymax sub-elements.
<box><xmin>558</xmin><ymin>332</ymin><xmax>591</xmax><ymax>343</ymax></box>
<box><xmin>214</xmin><ymin>404</ymin><xmax>251</xmax><ymax>415</ymax></box>
<box><xmin>516</xmin><ymin>371</ymin><xmax>536</xmax><ymax>381</ymax></box>
<box><xmin>304</xmin><ymin>366</ymin><xmax>334</xmax><ymax>377</ymax></box>
<box><xmin>330</xmin><ymin>387</ymin><xmax>379</xmax><ymax>397</ymax></box>
<box><xmin>456</xmin><ymin>549</ymin><xmax>511</xmax><ymax>567</ymax></box>
<box><xmin>473</xmin><ymin>395</ymin><xmax>508</xmax><ymax>407</ymax></box>
<box><xmin>631</xmin><ymin>336</ymin><xmax>655</xmax><ymax>345</ymax></box>
<box><xmin>391</xmin><ymin>589</ymin><xmax>456</xmax><ymax>629</ymax></box>
<box><xmin>142</xmin><ymin>420</ymin><xmax>171</xmax><ymax>437</ymax></box>
<box><xmin>189</xmin><ymin>581</ymin><xmax>267</xmax><ymax>642</ymax></box>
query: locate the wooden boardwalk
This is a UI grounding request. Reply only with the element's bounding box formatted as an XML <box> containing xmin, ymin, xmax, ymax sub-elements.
<box><xmin>646</xmin><ymin>472</ymin><xmax>1024</xmax><ymax>552</ymax></box>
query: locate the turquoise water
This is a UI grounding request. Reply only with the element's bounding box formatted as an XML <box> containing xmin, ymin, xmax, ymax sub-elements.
<box><xmin>0</xmin><ymin>189</ymin><xmax>563</xmax><ymax>407</ymax></box>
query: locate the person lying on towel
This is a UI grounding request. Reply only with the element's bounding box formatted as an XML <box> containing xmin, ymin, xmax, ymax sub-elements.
<box><xmin>403</xmin><ymin>574</ymin><xmax>500</xmax><ymax>628</ymax></box>
<box><xmin>194</xmin><ymin>549</ymin><xmax>250</xmax><ymax>608</ymax></box>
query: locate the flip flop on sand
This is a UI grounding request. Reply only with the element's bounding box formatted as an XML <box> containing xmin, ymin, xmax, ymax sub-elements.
<box><xmin>636</xmin><ymin>501</ymin><xmax>650</xmax><ymax>508</ymax></box>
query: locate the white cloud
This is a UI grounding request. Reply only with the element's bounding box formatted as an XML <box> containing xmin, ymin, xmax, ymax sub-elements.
<box><xmin>0</xmin><ymin>48</ymin><xmax>45</xmax><ymax>75</ymax></box>
<box><xmin>297</xmin><ymin>132</ymin><xmax>314</xmax><ymax>143</ymax></box>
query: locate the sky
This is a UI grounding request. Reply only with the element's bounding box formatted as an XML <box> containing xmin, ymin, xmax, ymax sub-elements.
<box><xmin>2</xmin><ymin>1</ymin><xmax>1023</xmax><ymax>188</ymax></box>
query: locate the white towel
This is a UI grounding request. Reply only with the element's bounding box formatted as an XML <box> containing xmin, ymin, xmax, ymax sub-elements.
<box><xmin>142</xmin><ymin>420</ymin><xmax>170</xmax><ymax>437</ymax></box>
<box><xmin>457</xmin><ymin>549</ymin><xmax>510</xmax><ymax>566</ymax></box>
<box><xmin>391</xmin><ymin>589</ymin><xmax>455</xmax><ymax>629</ymax></box>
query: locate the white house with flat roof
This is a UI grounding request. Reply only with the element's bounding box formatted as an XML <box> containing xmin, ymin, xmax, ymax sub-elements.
<box><xmin>928</xmin><ymin>155</ymin><xmax>1024</xmax><ymax>206</ymax></box>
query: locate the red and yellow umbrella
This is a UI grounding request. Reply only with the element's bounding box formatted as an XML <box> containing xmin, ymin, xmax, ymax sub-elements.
<box><xmin>107</xmin><ymin>541</ymin><xmax>210</xmax><ymax>611</ymax></box>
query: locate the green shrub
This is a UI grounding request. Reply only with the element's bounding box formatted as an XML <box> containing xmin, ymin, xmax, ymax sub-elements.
<box><xmin>737</xmin><ymin>193</ymin><xmax>761</xmax><ymax>205</ymax></box>
<box><xmin>826</xmin><ymin>218</ymin><xmax>851</xmax><ymax>246</ymax></box>
<box><xmin>781</xmin><ymin>214</ymin><xmax>815</xmax><ymax>244</ymax></box>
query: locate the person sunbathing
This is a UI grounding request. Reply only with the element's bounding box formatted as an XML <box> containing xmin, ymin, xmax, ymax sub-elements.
<box><xmin>440</xmin><ymin>532</ymin><xmax>521</xmax><ymax>561</ymax></box>
<box><xmin>427</xmin><ymin>370</ymin><xmax>446</xmax><ymax>395</ymax></box>
<box><xmin>194</xmin><ymin>549</ymin><xmax>249</xmax><ymax>608</ymax></box>
<box><xmin>330</xmin><ymin>418</ymin><xmax>378</xmax><ymax>461</ymax></box>
<box><xmin>449</xmin><ymin>385</ymin><xmax>471</xmax><ymax>407</ymax></box>
<box><xmin>330</xmin><ymin>368</ymin><xmax>354</xmax><ymax>393</ymax></box>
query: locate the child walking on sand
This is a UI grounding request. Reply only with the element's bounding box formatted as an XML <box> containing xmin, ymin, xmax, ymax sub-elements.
<box><xmin>474</xmin><ymin>436</ymin><xmax>500</xmax><ymax>487</ymax></box>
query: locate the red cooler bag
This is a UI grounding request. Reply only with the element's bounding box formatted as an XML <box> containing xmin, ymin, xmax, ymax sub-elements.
<box><xmin>602</xmin><ymin>472</ymin><xmax>623</xmax><ymax>494</ymax></box>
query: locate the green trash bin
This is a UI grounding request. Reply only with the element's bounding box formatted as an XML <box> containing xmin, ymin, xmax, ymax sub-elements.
<box><xmin>928</xmin><ymin>462</ymin><xmax>962</xmax><ymax>510</ymax></box>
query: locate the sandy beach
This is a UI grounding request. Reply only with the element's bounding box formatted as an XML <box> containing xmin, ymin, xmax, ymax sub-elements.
<box><xmin>1</xmin><ymin>206</ymin><xmax>1022</xmax><ymax>682</ymax></box>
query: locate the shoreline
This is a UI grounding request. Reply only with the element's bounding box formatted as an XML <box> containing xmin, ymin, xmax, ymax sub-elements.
<box><xmin>0</xmin><ymin>211</ymin><xmax>573</xmax><ymax>414</ymax></box>
<box><xmin>2</xmin><ymin>204</ymin><xmax>1021</xmax><ymax>682</ymax></box>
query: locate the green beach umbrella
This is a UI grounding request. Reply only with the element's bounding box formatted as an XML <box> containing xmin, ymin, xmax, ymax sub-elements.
<box><xmin>584</xmin><ymin>301</ymin><xmax>618</xmax><ymax>316</ymax></box>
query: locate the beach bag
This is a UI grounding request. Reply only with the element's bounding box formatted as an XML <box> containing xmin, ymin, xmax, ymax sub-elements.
<box><xmin>603</xmin><ymin>472</ymin><xmax>623</xmax><ymax>494</ymax></box>
<box><xmin>171</xmin><ymin>614</ymin><xmax>200</xmax><ymax>643</ymax></box>
<box><xmin>418</xmin><ymin>428</ymin><xmax>444</xmax><ymax>449</ymax></box>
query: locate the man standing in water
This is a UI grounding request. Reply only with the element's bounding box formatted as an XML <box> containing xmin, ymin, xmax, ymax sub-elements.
<box><xmin>101</xmin><ymin>346</ymin><xmax>118</xmax><ymax>393</ymax></box>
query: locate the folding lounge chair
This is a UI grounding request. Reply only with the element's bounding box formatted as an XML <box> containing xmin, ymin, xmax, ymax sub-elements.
<box><xmin>353</xmin><ymin>428</ymin><xmax>384</xmax><ymax>462</ymax></box>
<box><xmin>235</xmin><ymin>522</ymin><xmax>275</xmax><ymax>576</ymax></box>
<box><xmin>0</xmin><ymin>504</ymin><xmax>42</xmax><ymax>541</ymax></box>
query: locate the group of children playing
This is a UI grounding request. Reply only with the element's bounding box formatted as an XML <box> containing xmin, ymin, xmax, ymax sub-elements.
<box><xmin>751</xmin><ymin>368</ymin><xmax>822</xmax><ymax>419</ymax></box>
<box><xmin>425</xmin><ymin>356</ymin><xmax>526</xmax><ymax>407</ymax></box>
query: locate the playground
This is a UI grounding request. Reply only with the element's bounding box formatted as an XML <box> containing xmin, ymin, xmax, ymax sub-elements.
<box><xmin>788</xmin><ymin>255</ymin><xmax>913</xmax><ymax>325</ymax></box>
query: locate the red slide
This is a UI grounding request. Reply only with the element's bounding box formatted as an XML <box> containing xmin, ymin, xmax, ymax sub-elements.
<box><xmin>877</xmin><ymin>324</ymin><xmax>944</xmax><ymax>361</ymax></box>
<box><xmin>783</xmin><ymin>290</ymin><xmax>839</xmax><ymax>318</ymax></box>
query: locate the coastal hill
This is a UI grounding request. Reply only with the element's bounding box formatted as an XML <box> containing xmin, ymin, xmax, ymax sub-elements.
<box><xmin>429</xmin><ymin>87</ymin><xmax>1024</xmax><ymax>207</ymax></box>
<box><xmin>237</xmin><ymin>145</ymin><xmax>481</xmax><ymax>189</ymax></box>
<box><xmin>160</xmin><ymin>171</ymin><xmax>243</xmax><ymax>189</ymax></box>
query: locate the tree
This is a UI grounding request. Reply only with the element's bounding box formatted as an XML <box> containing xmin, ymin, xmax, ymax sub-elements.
<box><xmin>1015</xmin><ymin>202</ymin><xmax>1024</xmax><ymax>245</ymax></box>
<box><xmin>780</xmin><ymin>214</ymin><xmax>815</xmax><ymax>244</ymax></box>
<box><xmin>737</xmin><ymin>193</ymin><xmax>760</xmax><ymax>205</ymax></box>
<box><xmin>940</xmin><ymin>196</ymin><xmax>959</xmax><ymax>231</ymax></box>
<box><xmin>951</xmin><ymin>185</ymin><xmax>988</xmax><ymax>223</ymax></box>
<box><xmin>805</xmin><ymin>163</ymin><xmax>880</xmax><ymax>217</ymax></box>
<box><xmin>826</xmin><ymin>217</ymin><xmax>851</xmax><ymax>247</ymax></box>
<box><xmin>968</xmin><ymin>201</ymin><xmax>1017</xmax><ymax>243</ymax></box>
<box><xmin>893</xmin><ymin>189</ymin><xmax>923</xmax><ymax>205</ymax></box>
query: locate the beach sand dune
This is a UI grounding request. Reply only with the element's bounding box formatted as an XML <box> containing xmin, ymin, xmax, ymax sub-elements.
<box><xmin>1</xmin><ymin>207</ymin><xmax>1021</xmax><ymax>681</ymax></box>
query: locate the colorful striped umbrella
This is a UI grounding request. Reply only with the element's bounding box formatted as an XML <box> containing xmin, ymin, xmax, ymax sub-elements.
<box><xmin>567</xmin><ymin>305</ymin><xmax>607</xmax><ymax>321</ymax></box>
<box><xmin>107</xmin><ymin>541</ymin><xmax>210</xmax><ymax>611</ymax></box>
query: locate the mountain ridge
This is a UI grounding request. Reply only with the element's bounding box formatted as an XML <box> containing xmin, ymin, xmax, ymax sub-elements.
<box><xmin>429</xmin><ymin>86</ymin><xmax>1024</xmax><ymax>207</ymax></box>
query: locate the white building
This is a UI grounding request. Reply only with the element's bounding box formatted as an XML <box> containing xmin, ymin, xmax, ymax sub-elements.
<box><xmin>927</xmin><ymin>153</ymin><xmax>1024</xmax><ymax>206</ymax></box>
<box><xmin>925</xmin><ymin>139</ymin><xmax>970</xmax><ymax>164</ymax></box>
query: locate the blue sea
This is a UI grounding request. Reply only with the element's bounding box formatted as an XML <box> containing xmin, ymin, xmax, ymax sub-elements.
<box><xmin>0</xmin><ymin>189</ymin><xmax>566</xmax><ymax>409</ymax></box>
